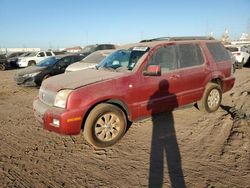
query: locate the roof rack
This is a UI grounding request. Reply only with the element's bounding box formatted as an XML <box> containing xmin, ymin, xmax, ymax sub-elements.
<box><xmin>140</xmin><ymin>36</ymin><xmax>215</xmax><ymax>43</ymax></box>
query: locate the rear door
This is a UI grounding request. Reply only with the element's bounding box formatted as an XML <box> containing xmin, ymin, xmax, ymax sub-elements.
<box><xmin>177</xmin><ymin>43</ymin><xmax>208</xmax><ymax>105</ymax></box>
<box><xmin>206</xmin><ymin>42</ymin><xmax>232</xmax><ymax>78</ymax></box>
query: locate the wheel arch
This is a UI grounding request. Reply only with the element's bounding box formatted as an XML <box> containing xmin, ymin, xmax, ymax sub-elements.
<box><xmin>28</xmin><ymin>60</ymin><xmax>36</xmax><ymax>66</ymax></box>
<box><xmin>210</xmin><ymin>77</ymin><xmax>223</xmax><ymax>89</ymax></box>
<box><xmin>81</xmin><ymin>99</ymin><xmax>131</xmax><ymax>130</ymax></box>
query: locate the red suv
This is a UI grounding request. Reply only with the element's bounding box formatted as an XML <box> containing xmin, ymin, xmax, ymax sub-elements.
<box><xmin>33</xmin><ymin>37</ymin><xmax>235</xmax><ymax>148</ymax></box>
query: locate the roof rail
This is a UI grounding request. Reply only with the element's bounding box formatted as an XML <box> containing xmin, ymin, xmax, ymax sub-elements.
<box><xmin>140</xmin><ymin>36</ymin><xmax>215</xmax><ymax>43</ymax></box>
<box><xmin>169</xmin><ymin>36</ymin><xmax>215</xmax><ymax>41</ymax></box>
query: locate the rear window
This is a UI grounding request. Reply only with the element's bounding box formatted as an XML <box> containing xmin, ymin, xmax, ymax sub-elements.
<box><xmin>226</xmin><ymin>47</ymin><xmax>238</xmax><ymax>52</ymax></box>
<box><xmin>46</xmin><ymin>52</ymin><xmax>52</xmax><ymax>56</ymax></box>
<box><xmin>206</xmin><ymin>42</ymin><xmax>231</xmax><ymax>62</ymax></box>
<box><xmin>96</xmin><ymin>45</ymin><xmax>115</xmax><ymax>50</ymax></box>
<box><xmin>178</xmin><ymin>44</ymin><xmax>204</xmax><ymax>68</ymax></box>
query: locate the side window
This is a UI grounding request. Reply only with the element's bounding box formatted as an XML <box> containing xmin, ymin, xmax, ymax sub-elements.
<box><xmin>73</xmin><ymin>56</ymin><xmax>83</xmax><ymax>62</ymax></box>
<box><xmin>38</xmin><ymin>52</ymin><xmax>45</xmax><ymax>57</ymax></box>
<box><xmin>58</xmin><ymin>57</ymin><xmax>72</xmax><ymax>67</ymax></box>
<box><xmin>206</xmin><ymin>42</ymin><xmax>231</xmax><ymax>63</ymax></box>
<box><xmin>96</xmin><ymin>45</ymin><xmax>103</xmax><ymax>50</ymax></box>
<box><xmin>46</xmin><ymin>52</ymin><xmax>52</xmax><ymax>56</ymax></box>
<box><xmin>105</xmin><ymin>45</ymin><xmax>115</xmax><ymax>49</ymax></box>
<box><xmin>148</xmin><ymin>45</ymin><xmax>178</xmax><ymax>73</ymax></box>
<box><xmin>178</xmin><ymin>44</ymin><xmax>204</xmax><ymax>68</ymax></box>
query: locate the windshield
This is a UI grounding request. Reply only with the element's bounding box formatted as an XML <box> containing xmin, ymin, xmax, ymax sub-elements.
<box><xmin>20</xmin><ymin>52</ymin><xmax>31</xmax><ymax>57</ymax></box>
<box><xmin>27</xmin><ymin>52</ymin><xmax>37</xmax><ymax>57</ymax></box>
<box><xmin>36</xmin><ymin>57</ymin><xmax>58</xmax><ymax>67</ymax></box>
<box><xmin>97</xmin><ymin>47</ymin><xmax>149</xmax><ymax>71</ymax></box>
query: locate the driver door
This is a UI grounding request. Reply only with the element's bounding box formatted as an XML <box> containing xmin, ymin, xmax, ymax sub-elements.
<box><xmin>135</xmin><ymin>44</ymin><xmax>183</xmax><ymax>117</ymax></box>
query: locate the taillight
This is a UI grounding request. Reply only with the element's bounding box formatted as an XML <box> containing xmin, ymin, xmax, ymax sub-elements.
<box><xmin>231</xmin><ymin>64</ymin><xmax>234</xmax><ymax>75</ymax></box>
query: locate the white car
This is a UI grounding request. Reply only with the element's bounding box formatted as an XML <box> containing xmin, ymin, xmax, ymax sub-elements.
<box><xmin>17</xmin><ymin>51</ymin><xmax>56</xmax><ymax>67</ymax></box>
<box><xmin>65</xmin><ymin>49</ymin><xmax>115</xmax><ymax>72</ymax></box>
<box><xmin>226</xmin><ymin>46</ymin><xmax>250</xmax><ymax>67</ymax></box>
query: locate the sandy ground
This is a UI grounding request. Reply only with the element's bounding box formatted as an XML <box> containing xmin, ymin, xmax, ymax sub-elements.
<box><xmin>0</xmin><ymin>68</ymin><xmax>250</xmax><ymax>188</ymax></box>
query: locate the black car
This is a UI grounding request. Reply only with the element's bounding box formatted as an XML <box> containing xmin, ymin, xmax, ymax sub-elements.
<box><xmin>14</xmin><ymin>54</ymin><xmax>84</xmax><ymax>86</ymax></box>
<box><xmin>0</xmin><ymin>54</ymin><xmax>8</xmax><ymax>71</ymax></box>
<box><xmin>6</xmin><ymin>52</ymin><xmax>27</xmax><ymax>68</ymax></box>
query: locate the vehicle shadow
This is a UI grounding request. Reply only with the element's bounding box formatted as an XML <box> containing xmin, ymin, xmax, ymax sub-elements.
<box><xmin>147</xmin><ymin>80</ymin><xmax>186</xmax><ymax>188</ymax></box>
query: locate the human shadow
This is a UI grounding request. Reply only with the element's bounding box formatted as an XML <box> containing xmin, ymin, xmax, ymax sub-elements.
<box><xmin>147</xmin><ymin>80</ymin><xmax>186</xmax><ymax>188</ymax></box>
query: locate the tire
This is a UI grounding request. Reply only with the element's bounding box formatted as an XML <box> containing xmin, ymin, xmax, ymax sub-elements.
<box><xmin>0</xmin><ymin>64</ymin><xmax>6</xmax><ymax>71</ymax></box>
<box><xmin>38</xmin><ymin>74</ymin><xmax>50</xmax><ymax>86</ymax></box>
<box><xmin>42</xmin><ymin>74</ymin><xmax>50</xmax><ymax>81</ymax></box>
<box><xmin>28</xmin><ymin>61</ymin><xmax>36</xmax><ymax>66</ymax></box>
<box><xmin>197</xmin><ymin>83</ymin><xmax>222</xmax><ymax>113</ymax></box>
<box><xmin>84</xmin><ymin>103</ymin><xmax>127</xmax><ymax>148</ymax></box>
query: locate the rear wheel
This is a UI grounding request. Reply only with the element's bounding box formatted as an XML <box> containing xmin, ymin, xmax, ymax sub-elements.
<box><xmin>84</xmin><ymin>103</ymin><xmax>127</xmax><ymax>148</ymax></box>
<box><xmin>197</xmin><ymin>83</ymin><xmax>222</xmax><ymax>113</ymax></box>
<box><xmin>0</xmin><ymin>64</ymin><xmax>6</xmax><ymax>71</ymax></box>
<box><xmin>28</xmin><ymin>61</ymin><xmax>36</xmax><ymax>66</ymax></box>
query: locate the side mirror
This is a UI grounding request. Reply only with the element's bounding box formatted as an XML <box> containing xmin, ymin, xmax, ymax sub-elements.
<box><xmin>143</xmin><ymin>65</ymin><xmax>161</xmax><ymax>76</ymax></box>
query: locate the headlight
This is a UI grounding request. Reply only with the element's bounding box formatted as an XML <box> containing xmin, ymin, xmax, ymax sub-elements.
<box><xmin>54</xmin><ymin>89</ymin><xmax>72</xmax><ymax>108</ymax></box>
<box><xmin>23</xmin><ymin>72</ymin><xmax>40</xmax><ymax>77</ymax></box>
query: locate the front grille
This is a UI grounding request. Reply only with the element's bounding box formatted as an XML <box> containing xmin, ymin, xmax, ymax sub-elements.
<box><xmin>39</xmin><ymin>88</ymin><xmax>56</xmax><ymax>106</ymax></box>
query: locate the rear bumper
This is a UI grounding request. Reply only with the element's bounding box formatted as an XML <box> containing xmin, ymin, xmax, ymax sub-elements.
<box><xmin>17</xmin><ymin>61</ymin><xmax>28</xmax><ymax>68</ymax></box>
<box><xmin>222</xmin><ymin>76</ymin><xmax>235</xmax><ymax>93</ymax></box>
<box><xmin>33</xmin><ymin>98</ymin><xmax>86</xmax><ymax>135</ymax></box>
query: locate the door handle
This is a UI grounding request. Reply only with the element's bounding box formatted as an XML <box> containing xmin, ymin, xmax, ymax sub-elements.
<box><xmin>169</xmin><ymin>74</ymin><xmax>180</xmax><ymax>80</ymax></box>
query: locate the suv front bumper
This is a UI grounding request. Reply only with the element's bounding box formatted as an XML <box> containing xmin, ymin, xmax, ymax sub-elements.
<box><xmin>33</xmin><ymin>97</ymin><xmax>86</xmax><ymax>135</ymax></box>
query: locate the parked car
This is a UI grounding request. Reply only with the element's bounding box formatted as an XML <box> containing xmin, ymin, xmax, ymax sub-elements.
<box><xmin>33</xmin><ymin>37</ymin><xmax>235</xmax><ymax>148</ymax></box>
<box><xmin>66</xmin><ymin>49</ymin><xmax>115</xmax><ymax>72</ymax></box>
<box><xmin>0</xmin><ymin>54</ymin><xmax>7</xmax><ymax>71</ymax></box>
<box><xmin>17</xmin><ymin>51</ymin><xmax>56</xmax><ymax>67</ymax></box>
<box><xmin>15</xmin><ymin>54</ymin><xmax>84</xmax><ymax>86</ymax></box>
<box><xmin>6</xmin><ymin>52</ymin><xmax>27</xmax><ymax>67</ymax></box>
<box><xmin>80</xmin><ymin>44</ymin><xmax>116</xmax><ymax>57</ymax></box>
<box><xmin>225</xmin><ymin>45</ymin><xmax>250</xmax><ymax>68</ymax></box>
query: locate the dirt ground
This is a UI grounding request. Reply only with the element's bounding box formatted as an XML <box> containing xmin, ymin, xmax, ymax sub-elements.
<box><xmin>0</xmin><ymin>67</ymin><xmax>250</xmax><ymax>188</ymax></box>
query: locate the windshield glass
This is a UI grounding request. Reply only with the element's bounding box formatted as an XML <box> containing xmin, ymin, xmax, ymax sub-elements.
<box><xmin>20</xmin><ymin>52</ymin><xmax>31</xmax><ymax>57</ymax></box>
<box><xmin>27</xmin><ymin>52</ymin><xmax>37</xmax><ymax>57</ymax></box>
<box><xmin>97</xmin><ymin>47</ymin><xmax>149</xmax><ymax>71</ymax></box>
<box><xmin>37</xmin><ymin>57</ymin><xmax>58</xmax><ymax>67</ymax></box>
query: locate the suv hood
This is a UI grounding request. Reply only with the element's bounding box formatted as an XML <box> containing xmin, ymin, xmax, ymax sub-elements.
<box><xmin>42</xmin><ymin>68</ymin><xmax>125</xmax><ymax>91</ymax></box>
<box><xmin>16</xmin><ymin>66</ymin><xmax>45</xmax><ymax>76</ymax></box>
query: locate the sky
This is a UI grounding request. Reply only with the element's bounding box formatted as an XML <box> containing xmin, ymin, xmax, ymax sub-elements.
<box><xmin>0</xmin><ymin>0</ymin><xmax>249</xmax><ymax>49</ymax></box>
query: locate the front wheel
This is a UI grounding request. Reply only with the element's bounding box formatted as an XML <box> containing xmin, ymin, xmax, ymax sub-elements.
<box><xmin>197</xmin><ymin>83</ymin><xmax>222</xmax><ymax>113</ymax></box>
<box><xmin>84</xmin><ymin>103</ymin><xmax>127</xmax><ymax>148</ymax></box>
